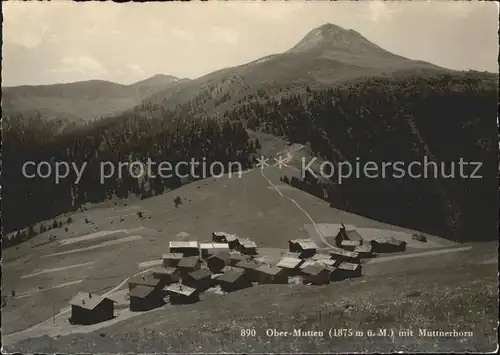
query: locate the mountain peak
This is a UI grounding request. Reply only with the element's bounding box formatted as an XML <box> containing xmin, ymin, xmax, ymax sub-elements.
<box><xmin>287</xmin><ymin>23</ymin><xmax>377</xmax><ymax>54</ymax></box>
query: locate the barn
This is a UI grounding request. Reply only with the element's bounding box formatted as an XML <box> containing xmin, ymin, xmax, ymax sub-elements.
<box><xmin>162</xmin><ymin>253</ymin><xmax>183</xmax><ymax>267</ymax></box>
<box><xmin>288</xmin><ymin>239</ymin><xmax>317</xmax><ymax>258</ymax></box>
<box><xmin>340</xmin><ymin>240</ymin><xmax>362</xmax><ymax>251</ymax></box>
<box><xmin>354</xmin><ymin>244</ymin><xmax>374</xmax><ymax>258</ymax></box>
<box><xmin>151</xmin><ymin>267</ymin><xmax>180</xmax><ymax>286</ymax></box>
<box><xmin>129</xmin><ymin>285</ymin><xmax>165</xmax><ymax>311</ymax></box>
<box><xmin>257</xmin><ymin>264</ymin><xmax>288</xmax><ymax>284</ymax></box>
<box><xmin>128</xmin><ymin>273</ymin><xmax>162</xmax><ymax>291</ymax></box>
<box><xmin>68</xmin><ymin>292</ymin><xmax>115</xmax><ymax>325</ymax></box>
<box><xmin>335</xmin><ymin>223</ymin><xmax>364</xmax><ymax>247</ymax></box>
<box><xmin>328</xmin><ymin>247</ymin><xmax>361</xmax><ymax>264</ymax></box>
<box><xmin>235</xmin><ymin>260</ymin><xmax>261</xmax><ymax>282</ymax></box>
<box><xmin>169</xmin><ymin>241</ymin><xmax>199</xmax><ymax>257</ymax></box>
<box><xmin>182</xmin><ymin>269</ymin><xmax>213</xmax><ymax>291</ymax></box>
<box><xmin>207</xmin><ymin>251</ymin><xmax>230</xmax><ymax>273</ymax></box>
<box><xmin>199</xmin><ymin>242</ymin><xmax>230</xmax><ymax>259</ymax></box>
<box><xmin>236</xmin><ymin>238</ymin><xmax>258</xmax><ymax>255</ymax></box>
<box><xmin>301</xmin><ymin>264</ymin><xmax>330</xmax><ymax>285</ymax></box>
<box><xmin>276</xmin><ymin>257</ymin><xmax>304</xmax><ymax>276</ymax></box>
<box><xmin>216</xmin><ymin>269</ymin><xmax>252</xmax><ymax>293</ymax></box>
<box><xmin>334</xmin><ymin>262</ymin><xmax>362</xmax><ymax>280</ymax></box>
<box><xmin>165</xmin><ymin>283</ymin><xmax>199</xmax><ymax>304</ymax></box>
<box><xmin>371</xmin><ymin>237</ymin><xmax>407</xmax><ymax>253</ymax></box>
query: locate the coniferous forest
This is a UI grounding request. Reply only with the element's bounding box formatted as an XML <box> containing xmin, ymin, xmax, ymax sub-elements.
<box><xmin>227</xmin><ymin>70</ymin><xmax>499</xmax><ymax>242</ymax></box>
<box><xmin>2</xmin><ymin>69</ymin><xmax>498</xmax><ymax>246</ymax></box>
<box><xmin>2</xmin><ymin>109</ymin><xmax>255</xmax><ymax>245</ymax></box>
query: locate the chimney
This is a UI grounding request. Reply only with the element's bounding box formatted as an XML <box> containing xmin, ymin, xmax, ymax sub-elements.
<box><xmin>88</xmin><ymin>293</ymin><xmax>92</xmax><ymax>298</ymax></box>
<box><xmin>82</xmin><ymin>299</ymin><xmax>85</xmax><ymax>304</ymax></box>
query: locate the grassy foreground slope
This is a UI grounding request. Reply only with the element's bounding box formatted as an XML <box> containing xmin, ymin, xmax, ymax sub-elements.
<box><xmin>9</xmin><ymin>250</ymin><xmax>497</xmax><ymax>353</ymax></box>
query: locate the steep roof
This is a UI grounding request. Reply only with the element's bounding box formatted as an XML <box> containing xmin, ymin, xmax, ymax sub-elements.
<box><xmin>164</xmin><ymin>283</ymin><xmax>197</xmax><ymax>296</ymax></box>
<box><xmin>178</xmin><ymin>256</ymin><xmax>200</xmax><ymax>268</ymax></box>
<box><xmin>187</xmin><ymin>269</ymin><xmax>212</xmax><ymax>280</ymax></box>
<box><xmin>301</xmin><ymin>264</ymin><xmax>328</xmax><ymax>276</ymax></box>
<box><xmin>276</xmin><ymin>257</ymin><xmax>303</xmax><ymax>269</ymax></box>
<box><xmin>238</xmin><ymin>238</ymin><xmax>257</xmax><ymax>248</ymax></box>
<box><xmin>338</xmin><ymin>262</ymin><xmax>361</xmax><ymax>271</ymax></box>
<box><xmin>68</xmin><ymin>292</ymin><xmax>114</xmax><ymax>310</ymax></box>
<box><xmin>257</xmin><ymin>264</ymin><xmax>283</xmax><ymax>276</ymax></box>
<box><xmin>290</xmin><ymin>239</ymin><xmax>317</xmax><ymax>250</ymax></box>
<box><xmin>217</xmin><ymin>270</ymin><xmax>246</xmax><ymax>283</ymax></box>
<box><xmin>162</xmin><ymin>253</ymin><xmax>183</xmax><ymax>260</ymax></box>
<box><xmin>345</xmin><ymin>230</ymin><xmax>363</xmax><ymax>241</ymax></box>
<box><xmin>128</xmin><ymin>285</ymin><xmax>156</xmax><ymax>299</ymax></box>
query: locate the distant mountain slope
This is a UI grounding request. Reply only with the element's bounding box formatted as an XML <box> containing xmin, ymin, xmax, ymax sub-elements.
<box><xmin>139</xmin><ymin>23</ymin><xmax>444</xmax><ymax>117</ymax></box>
<box><xmin>1</xmin><ymin>75</ymin><xmax>185</xmax><ymax>122</ymax></box>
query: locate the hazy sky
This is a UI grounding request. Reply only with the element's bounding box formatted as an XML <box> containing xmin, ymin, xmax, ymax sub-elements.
<box><xmin>2</xmin><ymin>1</ymin><xmax>498</xmax><ymax>87</ymax></box>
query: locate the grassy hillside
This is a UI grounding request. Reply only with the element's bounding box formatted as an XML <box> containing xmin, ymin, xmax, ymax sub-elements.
<box><xmin>1</xmin><ymin>75</ymin><xmax>182</xmax><ymax>122</ymax></box>
<box><xmin>227</xmin><ymin>70</ymin><xmax>499</xmax><ymax>242</ymax></box>
<box><xmin>7</xmin><ymin>249</ymin><xmax>497</xmax><ymax>353</ymax></box>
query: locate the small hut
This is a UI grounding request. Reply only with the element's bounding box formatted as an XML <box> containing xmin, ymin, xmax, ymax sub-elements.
<box><xmin>162</xmin><ymin>253</ymin><xmax>183</xmax><ymax>268</ymax></box>
<box><xmin>333</xmin><ymin>262</ymin><xmax>362</xmax><ymax>280</ymax></box>
<box><xmin>328</xmin><ymin>247</ymin><xmax>361</xmax><ymax>264</ymax></box>
<box><xmin>164</xmin><ymin>283</ymin><xmax>199</xmax><ymax>304</ymax></box>
<box><xmin>257</xmin><ymin>264</ymin><xmax>288</xmax><ymax>284</ymax></box>
<box><xmin>288</xmin><ymin>239</ymin><xmax>317</xmax><ymax>258</ymax></box>
<box><xmin>182</xmin><ymin>269</ymin><xmax>213</xmax><ymax>291</ymax></box>
<box><xmin>371</xmin><ymin>237</ymin><xmax>407</xmax><ymax>253</ymax></box>
<box><xmin>301</xmin><ymin>264</ymin><xmax>330</xmax><ymax>285</ymax></box>
<box><xmin>216</xmin><ymin>270</ymin><xmax>252</xmax><ymax>293</ymax></box>
<box><xmin>207</xmin><ymin>251</ymin><xmax>230</xmax><ymax>273</ymax></box>
<box><xmin>68</xmin><ymin>292</ymin><xmax>115</xmax><ymax>325</ymax></box>
<box><xmin>276</xmin><ymin>257</ymin><xmax>304</xmax><ymax>276</ymax></box>
<box><xmin>237</xmin><ymin>238</ymin><xmax>258</xmax><ymax>255</ymax></box>
<box><xmin>128</xmin><ymin>273</ymin><xmax>161</xmax><ymax>291</ymax></box>
<box><xmin>168</xmin><ymin>241</ymin><xmax>199</xmax><ymax>257</ymax></box>
<box><xmin>151</xmin><ymin>267</ymin><xmax>180</xmax><ymax>286</ymax></box>
<box><xmin>129</xmin><ymin>285</ymin><xmax>164</xmax><ymax>311</ymax></box>
<box><xmin>354</xmin><ymin>244</ymin><xmax>374</xmax><ymax>258</ymax></box>
<box><xmin>178</xmin><ymin>256</ymin><xmax>201</xmax><ymax>277</ymax></box>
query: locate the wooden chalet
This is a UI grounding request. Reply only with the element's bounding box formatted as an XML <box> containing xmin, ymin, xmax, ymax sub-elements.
<box><xmin>68</xmin><ymin>292</ymin><xmax>115</xmax><ymax>325</ymax></box>
<box><xmin>371</xmin><ymin>237</ymin><xmax>407</xmax><ymax>253</ymax></box>
<box><xmin>151</xmin><ymin>267</ymin><xmax>180</xmax><ymax>286</ymax></box>
<box><xmin>340</xmin><ymin>240</ymin><xmax>362</xmax><ymax>251</ymax></box>
<box><xmin>182</xmin><ymin>269</ymin><xmax>213</xmax><ymax>291</ymax></box>
<box><xmin>216</xmin><ymin>269</ymin><xmax>252</xmax><ymax>293</ymax></box>
<box><xmin>207</xmin><ymin>251</ymin><xmax>230</xmax><ymax>273</ymax></box>
<box><xmin>257</xmin><ymin>264</ymin><xmax>288</xmax><ymax>284</ymax></box>
<box><xmin>129</xmin><ymin>285</ymin><xmax>164</xmax><ymax>311</ymax></box>
<box><xmin>212</xmin><ymin>232</ymin><xmax>239</xmax><ymax>249</ymax></box>
<box><xmin>199</xmin><ymin>242</ymin><xmax>230</xmax><ymax>259</ymax></box>
<box><xmin>162</xmin><ymin>253</ymin><xmax>183</xmax><ymax>268</ymax></box>
<box><xmin>354</xmin><ymin>244</ymin><xmax>374</xmax><ymax>258</ymax></box>
<box><xmin>333</xmin><ymin>262</ymin><xmax>362</xmax><ymax>280</ymax></box>
<box><xmin>328</xmin><ymin>247</ymin><xmax>361</xmax><ymax>264</ymax></box>
<box><xmin>276</xmin><ymin>257</ymin><xmax>304</xmax><ymax>276</ymax></box>
<box><xmin>236</xmin><ymin>238</ymin><xmax>258</xmax><ymax>255</ymax></box>
<box><xmin>301</xmin><ymin>264</ymin><xmax>330</xmax><ymax>285</ymax></box>
<box><xmin>164</xmin><ymin>283</ymin><xmax>199</xmax><ymax>304</ymax></box>
<box><xmin>128</xmin><ymin>273</ymin><xmax>162</xmax><ymax>291</ymax></box>
<box><xmin>168</xmin><ymin>241</ymin><xmax>199</xmax><ymax>257</ymax></box>
<box><xmin>178</xmin><ymin>256</ymin><xmax>201</xmax><ymax>277</ymax></box>
<box><xmin>288</xmin><ymin>239</ymin><xmax>317</xmax><ymax>258</ymax></box>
